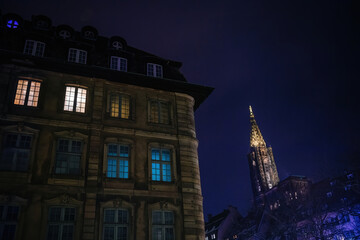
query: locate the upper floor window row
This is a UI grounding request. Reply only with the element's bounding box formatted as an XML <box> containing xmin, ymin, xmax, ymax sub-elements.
<box><xmin>12</xmin><ymin>80</ymin><xmax>173</xmax><ymax>125</ymax></box>
<box><xmin>20</xmin><ymin>43</ymin><xmax>165</xmax><ymax>78</ymax></box>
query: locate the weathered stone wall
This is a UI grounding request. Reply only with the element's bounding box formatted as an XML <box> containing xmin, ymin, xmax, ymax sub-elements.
<box><xmin>0</xmin><ymin>65</ymin><xmax>205</xmax><ymax>239</ymax></box>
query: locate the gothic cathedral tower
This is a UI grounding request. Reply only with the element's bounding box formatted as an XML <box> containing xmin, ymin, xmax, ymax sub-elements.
<box><xmin>247</xmin><ymin>106</ymin><xmax>280</xmax><ymax>207</ymax></box>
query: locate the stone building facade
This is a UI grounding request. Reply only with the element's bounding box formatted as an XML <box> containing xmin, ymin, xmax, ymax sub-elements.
<box><xmin>0</xmin><ymin>13</ymin><xmax>213</xmax><ymax>240</ymax></box>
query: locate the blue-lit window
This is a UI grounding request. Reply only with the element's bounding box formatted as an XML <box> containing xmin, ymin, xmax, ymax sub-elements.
<box><xmin>147</xmin><ymin>63</ymin><xmax>163</xmax><ymax>78</ymax></box>
<box><xmin>152</xmin><ymin>211</ymin><xmax>174</xmax><ymax>240</ymax></box>
<box><xmin>103</xmin><ymin>208</ymin><xmax>128</xmax><ymax>240</ymax></box>
<box><xmin>0</xmin><ymin>133</ymin><xmax>32</xmax><ymax>171</ymax></box>
<box><xmin>47</xmin><ymin>207</ymin><xmax>75</xmax><ymax>240</ymax></box>
<box><xmin>7</xmin><ymin>20</ymin><xmax>19</xmax><ymax>29</ymax></box>
<box><xmin>0</xmin><ymin>205</ymin><xmax>19</xmax><ymax>240</ymax></box>
<box><xmin>151</xmin><ymin>148</ymin><xmax>171</xmax><ymax>182</ymax></box>
<box><xmin>55</xmin><ymin>139</ymin><xmax>82</xmax><ymax>175</ymax></box>
<box><xmin>110</xmin><ymin>56</ymin><xmax>127</xmax><ymax>72</ymax></box>
<box><xmin>107</xmin><ymin>144</ymin><xmax>129</xmax><ymax>179</ymax></box>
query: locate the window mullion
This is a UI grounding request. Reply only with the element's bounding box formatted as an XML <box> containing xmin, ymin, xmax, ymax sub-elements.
<box><xmin>118</xmin><ymin>95</ymin><xmax>122</xmax><ymax>117</ymax></box>
<box><xmin>24</xmin><ymin>80</ymin><xmax>31</xmax><ymax>105</ymax></box>
<box><xmin>73</xmin><ymin>88</ymin><xmax>78</xmax><ymax>112</ymax></box>
<box><xmin>32</xmin><ymin>42</ymin><xmax>37</xmax><ymax>55</ymax></box>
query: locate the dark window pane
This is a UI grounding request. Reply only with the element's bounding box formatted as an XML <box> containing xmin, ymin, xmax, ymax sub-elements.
<box><xmin>152</xmin><ymin>211</ymin><xmax>162</xmax><ymax>224</ymax></box>
<box><xmin>64</xmin><ymin>208</ymin><xmax>75</xmax><ymax>221</ymax></box>
<box><xmin>118</xmin><ymin>226</ymin><xmax>127</xmax><ymax>240</ymax></box>
<box><xmin>104</xmin><ymin>226</ymin><xmax>114</xmax><ymax>240</ymax></box>
<box><xmin>5</xmin><ymin>134</ymin><xmax>18</xmax><ymax>147</ymax></box>
<box><xmin>164</xmin><ymin>212</ymin><xmax>174</xmax><ymax>224</ymax></box>
<box><xmin>49</xmin><ymin>207</ymin><xmax>62</xmax><ymax>221</ymax></box>
<box><xmin>47</xmin><ymin>225</ymin><xmax>60</xmax><ymax>240</ymax></box>
<box><xmin>61</xmin><ymin>225</ymin><xmax>74</xmax><ymax>240</ymax></box>
<box><xmin>118</xmin><ymin>210</ymin><xmax>128</xmax><ymax>224</ymax></box>
<box><xmin>6</xmin><ymin>206</ymin><xmax>19</xmax><ymax>221</ymax></box>
<box><xmin>2</xmin><ymin>224</ymin><xmax>17</xmax><ymax>240</ymax></box>
<box><xmin>104</xmin><ymin>209</ymin><xmax>115</xmax><ymax>223</ymax></box>
<box><xmin>165</xmin><ymin>227</ymin><xmax>174</xmax><ymax>240</ymax></box>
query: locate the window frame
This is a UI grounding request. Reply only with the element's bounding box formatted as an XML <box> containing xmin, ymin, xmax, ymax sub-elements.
<box><xmin>46</xmin><ymin>206</ymin><xmax>76</xmax><ymax>240</ymax></box>
<box><xmin>148</xmin><ymin>143</ymin><xmax>177</xmax><ymax>185</ymax></box>
<box><xmin>106</xmin><ymin>143</ymin><xmax>130</xmax><ymax>179</ymax></box>
<box><xmin>110</xmin><ymin>56</ymin><xmax>128</xmax><ymax>72</ymax></box>
<box><xmin>0</xmin><ymin>204</ymin><xmax>20</xmax><ymax>240</ymax></box>
<box><xmin>148</xmin><ymin>100</ymin><xmax>172</xmax><ymax>125</ymax></box>
<box><xmin>13</xmin><ymin>79</ymin><xmax>42</xmax><ymax>107</ymax></box>
<box><xmin>148</xmin><ymin>202</ymin><xmax>181</xmax><ymax>240</ymax></box>
<box><xmin>54</xmin><ymin>138</ymin><xmax>83</xmax><ymax>176</ymax></box>
<box><xmin>151</xmin><ymin>210</ymin><xmax>175</xmax><ymax>240</ymax></box>
<box><xmin>103</xmin><ymin>208</ymin><xmax>129</xmax><ymax>240</ymax></box>
<box><xmin>147</xmin><ymin>63</ymin><xmax>163</xmax><ymax>78</ymax></box>
<box><xmin>23</xmin><ymin>40</ymin><xmax>45</xmax><ymax>57</ymax></box>
<box><xmin>0</xmin><ymin>195</ymin><xmax>27</xmax><ymax>240</ymax></box>
<box><xmin>48</xmin><ymin>131</ymin><xmax>87</xmax><ymax>184</ymax></box>
<box><xmin>99</xmin><ymin>199</ymin><xmax>134</xmax><ymax>240</ymax></box>
<box><xmin>63</xmin><ymin>85</ymin><xmax>88</xmax><ymax>114</ymax></box>
<box><xmin>0</xmin><ymin>132</ymin><xmax>33</xmax><ymax>172</ymax></box>
<box><xmin>108</xmin><ymin>93</ymin><xmax>131</xmax><ymax>119</ymax></box>
<box><xmin>67</xmin><ymin>48</ymin><xmax>87</xmax><ymax>64</ymax></box>
<box><xmin>103</xmin><ymin>138</ymin><xmax>134</xmax><ymax>187</ymax></box>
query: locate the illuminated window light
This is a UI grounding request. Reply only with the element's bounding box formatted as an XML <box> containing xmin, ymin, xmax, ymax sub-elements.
<box><xmin>7</xmin><ymin>20</ymin><xmax>19</xmax><ymax>29</ymax></box>
<box><xmin>14</xmin><ymin>80</ymin><xmax>41</xmax><ymax>107</ymax></box>
<box><xmin>64</xmin><ymin>86</ymin><xmax>87</xmax><ymax>113</ymax></box>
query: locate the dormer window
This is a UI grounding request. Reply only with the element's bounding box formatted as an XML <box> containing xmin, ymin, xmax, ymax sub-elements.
<box><xmin>147</xmin><ymin>63</ymin><xmax>163</xmax><ymax>78</ymax></box>
<box><xmin>112</xmin><ymin>41</ymin><xmax>123</xmax><ymax>50</ymax></box>
<box><xmin>347</xmin><ymin>173</ymin><xmax>354</xmax><ymax>180</ymax></box>
<box><xmin>84</xmin><ymin>30</ymin><xmax>95</xmax><ymax>40</ymax></box>
<box><xmin>68</xmin><ymin>48</ymin><xmax>87</xmax><ymax>64</ymax></box>
<box><xmin>7</xmin><ymin>20</ymin><xmax>19</xmax><ymax>29</ymax></box>
<box><xmin>110</xmin><ymin>56</ymin><xmax>127</xmax><ymax>72</ymax></box>
<box><xmin>36</xmin><ymin>20</ymin><xmax>49</xmax><ymax>29</ymax></box>
<box><xmin>24</xmin><ymin>40</ymin><xmax>45</xmax><ymax>57</ymax></box>
<box><xmin>59</xmin><ymin>30</ymin><xmax>71</xmax><ymax>39</ymax></box>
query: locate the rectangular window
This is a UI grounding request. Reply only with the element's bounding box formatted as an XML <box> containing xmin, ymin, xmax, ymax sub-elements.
<box><xmin>149</xmin><ymin>100</ymin><xmax>170</xmax><ymax>124</ymax></box>
<box><xmin>0</xmin><ymin>133</ymin><xmax>32</xmax><ymax>171</ymax></box>
<box><xmin>0</xmin><ymin>205</ymin><xmax>19</xmax><ymax>240</ymax></box>
<box><xmin>151</xmin><ymin>148</ymin><xmax>171</xmax><ymax>182</ymax></box>
<box><xmin>55</xmin><ymin>139</ymin><xmax>82</xmax><ymax>175</ymax></box>
<box><xmin>107</xmin><ymin>144</ymin><xmax>129</xmax><ymax>179</ymax></box>
<box><xmin>68</xmin><ymin>48</ymin><xmax>87</xmax><ymax>64</ymax></box>
<box><xmin>64</xmin><ymin>86</ymin><xmax>87</xmax><ymax>113</ymax></box>
<box><xmin>110</xmin><ymin>94</ymin><xmax>130</xmax><ymax>119</ymax></box>
<box><xmin>14</xmin><ymin>79</ymin><xmax>41</xmax><ymax>107</ymax></box>
<box><xmin>103</xmin><ymin>208</ymin><xmax>129</xmax><ymax>240</ymax></box>
<box><xmin>147</xmin><ymin>63</ymin><xmax>163</xmax><ymax>78</ymax></box>
<box><xmin>152</xmin><ymin>211</ymin><xmax>174</xmax><ymax>240</ymax></box>
<box><xmin>23</xmin><ymin>40</ymin><xmax>45</xmax><ymax>57</ymax></box>
<box><xmin>110</xmin><ymin>56</ymin><xmax>127</xmax><ymax>72</ymax></box>
<box><xmin>47</xmin><ymin>207</ymin><xmax>75</xmax><ymax>240</ymax></box>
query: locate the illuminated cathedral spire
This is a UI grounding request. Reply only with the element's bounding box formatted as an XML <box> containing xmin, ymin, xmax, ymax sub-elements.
<box><xmin>247</xmin><ymin>106</ymin><xmax>280</xmax><ymax>207</ymax></box>
<box><xmin>249</xmin><ymin>105</ymin><xmax>266</xmax><ymax>148</ymax></box>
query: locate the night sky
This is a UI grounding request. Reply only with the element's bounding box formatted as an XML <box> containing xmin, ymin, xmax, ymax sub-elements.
<box><xmin>2</xmin><ymin>0</ymin><xmax>359</xmax><ymax>217</ymax></box>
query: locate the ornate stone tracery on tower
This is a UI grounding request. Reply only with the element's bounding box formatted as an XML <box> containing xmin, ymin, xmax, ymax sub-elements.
<box><xmin>247</xmin><ymin>106</ymin><xmax>280</xmax><ymax>206</ymax></box>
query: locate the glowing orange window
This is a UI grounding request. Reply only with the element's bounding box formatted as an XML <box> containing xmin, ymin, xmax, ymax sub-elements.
<box><xmin>14</xmin><ymin>79</ymin><xmax>41</xmax><ymax>107</ymax></box>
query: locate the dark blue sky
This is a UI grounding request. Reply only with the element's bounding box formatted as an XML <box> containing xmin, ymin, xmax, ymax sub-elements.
<box><xmin>2</xmin><ymin>0</ymin><xmax>359</xmax><ymax>216</ymax></box>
